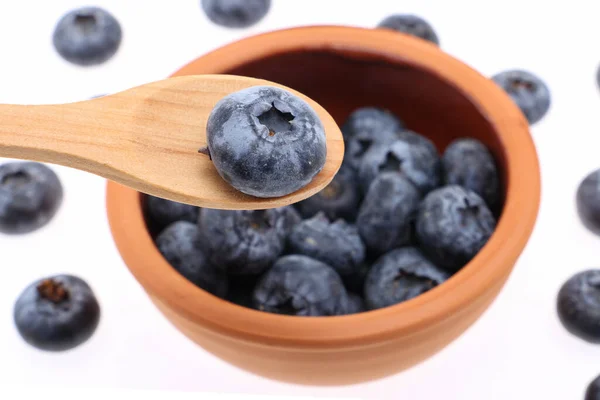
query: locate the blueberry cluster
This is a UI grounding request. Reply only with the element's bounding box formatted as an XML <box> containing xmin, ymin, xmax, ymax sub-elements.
<box><xmin>146</xmin><ymin>106</ymin><xmax>502</xmax><ymax>316</ymax></box>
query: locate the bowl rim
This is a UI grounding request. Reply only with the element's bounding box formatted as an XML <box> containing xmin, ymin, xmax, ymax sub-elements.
<box><xmin>106</xmin><ymin>25</ymin><xmax>541</xmax><ymax>348</ymax></box>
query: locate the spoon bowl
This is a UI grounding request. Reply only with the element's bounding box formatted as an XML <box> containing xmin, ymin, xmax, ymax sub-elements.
<box><xmin>0</xmin><ymin>75</ymin><xmax>343</xmax><ymax>209</ymax></box>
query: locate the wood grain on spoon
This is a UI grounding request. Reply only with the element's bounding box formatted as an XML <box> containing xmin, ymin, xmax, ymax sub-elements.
<box><xmin>0</xmin><ymin>75</ymin><xmax>344</xmax><ymax>210</ymax></box>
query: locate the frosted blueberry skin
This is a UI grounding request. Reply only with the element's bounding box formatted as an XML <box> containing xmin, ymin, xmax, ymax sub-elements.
<box><xmin>155</xmin><ymin>221</ymin><xmax>228</xmax><ymax>298</ymax></box>
<box><xmin>13</xmin><ymin>275</ymin><xmax>100</xmax><ymax>352</ymax></box>
<box><xmin>206</xmin><ymin>86</ymin><xmax>327</xmax><ymax>198</ymax></box>
<box><xmin>357</xmin><ymin>172</ymin><xmax>421</xmax><ymax>255</ymax></box>
<box><xmin>576</xmin><ymin>169</ymin><xmax>600</xmax><ymax>235</ymax></box>
<box><xmin>52</xmin><ymin>7</ymin><xmax>122</xmax><ymax>66</ymax></box>
<box><xmin>442</xmin><ymin>138</ymin><xmax>501</xmax><ymax>214</ymax></box>
<box><xmin>201</xmin><ymin>0</ymin><xmax>271</xmax><ymax>28</ymax></box>
<box><xmin>0</xmin><ymin>162</ymin><xmax>63</xmax><ymax>234</ymax></box>
<box><xmin>287</xmin><ymin>212</ymin><xmax>366</xmax><ymax>277</ymax></box>
<box><xmin>416</xmin><ymin>185</ymin><xmax>496</xmax><ymax>272</ymax></box>
<box><xmin>364</xmin><ymin>247</ymin><xmax>449</xmax><ymax>310</ymax></box>
<box><xmin>377</xmin><ymin>14</ymin><xmax>439</xmax><ymax>46</ymax></box>
<box><xmin>252</xmin><ymin>254</ymin><xmax>350</xmax><ymax>316</ymax></box>
<box><xmin>491</xmin><ymin>69</ymin><xmax>550</xmax><ymax>125</ymax></box>
<box><xmin>557</xmin><ymin>270</ymin><xmax>600</xmax><ymax>344</ymax></box>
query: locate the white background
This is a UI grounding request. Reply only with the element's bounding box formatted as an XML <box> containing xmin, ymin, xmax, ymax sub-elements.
<box><xmin>0</xmin><ymin>0</ymin><xmax>597</xmax><ymax>399</ymax></box>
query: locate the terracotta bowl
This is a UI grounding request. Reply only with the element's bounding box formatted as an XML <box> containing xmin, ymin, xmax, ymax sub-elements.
<box><xmin>106</xmin><ymin>26</ymin><xmax>541</xmax><ymax>386</ymax></box>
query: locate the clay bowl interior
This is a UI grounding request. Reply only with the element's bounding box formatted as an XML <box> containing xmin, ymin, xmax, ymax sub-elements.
<box><xmin>106</xmin><ymin>26</ymin><xmax>540</xmax><ymax>386</ymax></box>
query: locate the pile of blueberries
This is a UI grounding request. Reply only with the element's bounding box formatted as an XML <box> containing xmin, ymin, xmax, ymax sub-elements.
<box><xmin>5</xmin><ymin>0</ymin><xmax>600</xmax><ymax>397</ymax></box>
<box><xmin>147</xmin><ymin>107</ymin><xmax>501</xmax><ymax>316</ymax></box>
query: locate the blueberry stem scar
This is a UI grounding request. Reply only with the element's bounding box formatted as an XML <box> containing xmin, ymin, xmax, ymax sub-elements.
<box><xmin>36</xmin><ymin>279</ymin><xmax>69</xmax><ymax>304</ymax></box>
<box><xmin>256</xmin><ymin>102</ymin><xmax>295</xmax><ymax>136</ymax></box>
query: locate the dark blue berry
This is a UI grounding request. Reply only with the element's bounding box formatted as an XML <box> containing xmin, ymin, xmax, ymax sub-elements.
<box><xmin>13</xmin><ymin>275</ymin><xmax>100</xmax><ymax>351</ymax></box>
<box><xmin>252</xmin><ymin>255</ymin><xmax>349</xmax><ymax>316</ymax></box>
<box><xmin>287</xmin><ymin>212</ymin><xmax>365</xmax><ymax>277</ymax></box>
<box><xmin>364</xmin><ymin>247</ymin><xmax>449</xmax><ymax>310</ymax></box>
<box><xmin>416</xmin><ymin>185</ymin><xmax>496</xmax><ymax>272</ymax></box>
<box><xmin>358</xmin><ymin>131</ymin><xmax>441</xmax><ymax>194</ymax></box>
<box><xmin>155</xmin><ymin>221</ymin><xmax>228</xmax><ymax>298</ymax></box>
<box><xmin>357</xmin><ymin>172</ymin><xmax>421</xmax><ymax>255</ymax></box>
<box><xmin>341</xmin><ymin>107</ymin><xmax>403</xmax><ymax>141</ymax></box>
<box><xmin>491</xmin><ymin>69</ymin><xmax>550</xmax><ymax>125</ymax></box>
<box><xmin>585</xmin><ymin>374</ymin><xmax>600</xmax><ymax>400</ymax></box>
<box><xmin>53</xmin><ymin>7</ymin><xmax>122</xmax><ymax>66</ymax></box>
<box><xmin>576</xmin><ymin>169</ymin><xmax>600</xmax><ymax>235</ymax></box>
<box><xmin>144</xmin><ymin>195</ymin><xmax>200</xmax><ymax>233</ymax></box>
<box><xmin>198</xmin><ymin>208</ymin><xmax>290</xmax><ymax>275</ymax></box>
<box><xmin>205</xmin><ymin>86</ymin><xmax>327</xmax><ymax>198</ymax></box>
<box><xmin>377</xmin><ymin>14</ymin><xmax>439</xmax><ymax>45</ymax></box>
<box><xmin>342</xmin><ymin>108</ymin><xmax>403</xmax><ymax>171</ymax></box>
<box><xmin>346</xmin><ymin>293</ymin><xmax>365</xmax><ymax>314</ymax></box>
<box><xmin>295</xmin><ymin>164</ymin><xmax>362</xmax><ymax>222</ymax></box>
<box><xmin>442</xmin><ymin>138</ymin><xmax>501</xmax><ymax>213</ymax></box>
<box><xmin>201</xmin><ymin>0</ymin><xmax>270</xmax><ymax>28</ymax></box>
<box><xmin>557</xmin><ymin>270</ymin><xmax>600</xmax><ymax>343</ymax></box>
<box><xmin>0</xmin><ymin>162</ymin><xmax>63</xmax><ymax>234</ymax></box>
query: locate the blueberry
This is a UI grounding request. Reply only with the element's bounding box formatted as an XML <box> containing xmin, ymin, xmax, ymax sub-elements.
<box><xmin>364</xmin><ymin>247</ymin><xmax>449</xmax><ymax>310</ymax></box>
<box><xmin>287</xmin><ymin>212</ymin><xmax>365</xmax><ymax>277</ymax></box>
<box><xmin>0</xmin><ymin>162</ymin><xmax>63</xmax><ymax>234</ymax></box>
<box><xmin>205</xmin><ymin>86</ymin><xmax>327</xmax><ymax>198</ymax></box>
<box><xmin>585</xmin><ymin>374</ymin><xmax>600</xmax><ymax>400</ymax></box>
<box><xmin>281</xmin><ymin>204</ymin><xmax>302</xmax><ymax>233</ymax></box>
<box><xmin>341</xmin><ymin>107</ymin><xmax>403</xmax><ymax>141</ymax></box>
<box><xmin>377</xmin><ymin>14</ymin><xmax>439</xmax><ymax>46</ymax></box>
<box><xmin>52</xmin><ymin>7</ymin><xmax>122</xmax><ymax>66</ymax></box>
<box><xmin>442</xmin><ymin>138</ymin><xmax>501</xmax><ymax>213</ymax></box>
<box><xmin>198</xmin><ymin>208</ymin><xmax>289</xmax><ymax>275</ymax></box>
<box><xmin>342</xmin><ymin>107</ymin><xmax>404</xmax><ymax>171</ymax></box>
<box><xmin>416</xmin><ymin>185</ymin><xmax>496</xmax><ymax>272</ymax></box>
<box><xmin>13</xmin><ymin>275</ymin><xmax>100</xmax><ymax>352</ymax></box>
<box><xmin>252</xmin><ymin>255</ymin><xmax>349</xmax><ymax>316</ymax></box>
<box><xmin>144</xmin><ymin>195</ymin><xmax>200</xmax><ymax>233</ymax></box>
<box><xmin>576</xmin><ymin>169</ymin><xmax>600</xmax><ymax>235</ymax></box>
<box><xmin>357</xmin><ymin>172</ymin><xmax>421</xmax><ymax>255</ymax></box>
<box><xmin>358</xmin><ymin>131</ymin><xmax>441</xmax><ymax>194</ymax></box>
<box><xmin>201</xmin><ymin>0</ymin><xmax>270</xmax><ymax>28</ymax></box>
<box><xmin>155</xmin><ymin>221</ymin><xmax>228</xmax><ymax>298</ymax></box>
<box><xmin>491</xmin><ymin>69</ymin><xmax>551</xmax><ymax>125</ymax></box>
<box><xmin>346</xmin><ymin>293</ymin><xmax>366</xmax><ymax>314</ymax></box>
<box><xmin>557</xmin><ymin>270</ymin><xmax>600</xmax><ymax>343</ymax></box>
<box><xmin>295</xmin><ymin>164</ymin><xmax>362</xmax><ymax>222</ymax></box>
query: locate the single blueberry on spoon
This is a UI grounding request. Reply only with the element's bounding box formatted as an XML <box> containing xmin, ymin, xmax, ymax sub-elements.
<box><xmin>204</xmin><ymin>86</ymin><xmax>327</xmax><ymax>198</ymax></box>
<box><xmin>13</xmin><ymin>275</ymin><xmax>100</xmax><ymax>351</ymax></box>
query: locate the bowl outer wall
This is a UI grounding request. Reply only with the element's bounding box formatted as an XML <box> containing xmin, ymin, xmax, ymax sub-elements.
<box><xmin>106</xmin><ymin>26</ymin><xmax>541</xmax><ymax>350</ymax></box>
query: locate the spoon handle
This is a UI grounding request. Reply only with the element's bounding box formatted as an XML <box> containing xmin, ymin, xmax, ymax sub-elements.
<box><xmin>0</xmin><ymin>100</ymin><xmax>130</xmax><ymax>179</ymax></box>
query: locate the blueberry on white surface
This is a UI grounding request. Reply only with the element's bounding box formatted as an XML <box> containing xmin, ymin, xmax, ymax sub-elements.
<box><xmin>14</xmin><ymin>275</ymin><xmax>100</xmax><ymax>351</ymax></box>
<box><xmin>53</xmin><ymin>7</ymin><xmax>122</xmax><ymax>66</ymax></box>
<box><xmin>491</xmin><ymin>69</ymin><xmax>550</xmax><ymax>125</ymax></box>
<box><xmin>0</xmin><ymin>162</ymin><xmax>63</xmax><ymax>234</ymax></box>
<box><xmin>201</xmin><ymin>0</ymin><xmax>271</xmax><ymax>28</ymax></box>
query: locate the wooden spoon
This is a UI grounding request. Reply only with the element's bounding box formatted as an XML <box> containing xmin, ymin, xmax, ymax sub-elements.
<box><xmin>0</xmin><ymin>74</ymin><xmax>343</xmax><ymax>210</ymax></box>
